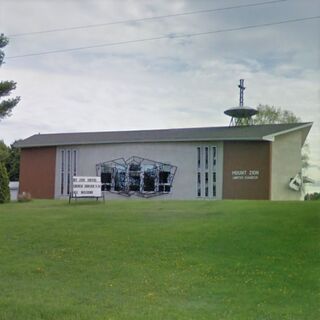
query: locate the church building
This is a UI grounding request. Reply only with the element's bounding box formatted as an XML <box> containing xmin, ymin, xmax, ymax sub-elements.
<box><xmin>15</xmin><ymin>122</ymin><xmax>312</xmax><ymax>200</ymax></box>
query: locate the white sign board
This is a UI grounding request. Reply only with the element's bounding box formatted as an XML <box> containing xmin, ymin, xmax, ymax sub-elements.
<box><xmin>72</xmin><ymin>176</ymin><xmax>102</xmax><ymax>197</ymax></box>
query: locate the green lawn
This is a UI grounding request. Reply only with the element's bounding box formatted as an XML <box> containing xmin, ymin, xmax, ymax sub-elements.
<box><xmin>0</xmin><ymin>200</ymin><xmax>319</xmax><ymax>320</ymax></box>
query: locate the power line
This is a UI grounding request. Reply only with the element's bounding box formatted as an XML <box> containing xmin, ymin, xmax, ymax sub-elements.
<box><xmin>8</xmin><ymin>0</ymin><xmax>287</xmax><ymax>38</ymax></box>
<box><xmin>7</xmin><ymin>16</ymin><xmax>320</xmax><ymax>59</ymax></box>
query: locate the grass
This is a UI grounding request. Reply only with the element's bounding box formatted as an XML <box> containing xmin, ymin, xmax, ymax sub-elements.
<box><xmin>0</xmin><ymin>200</ymin><xmax>319</xmax><ymax>319</ymax></box>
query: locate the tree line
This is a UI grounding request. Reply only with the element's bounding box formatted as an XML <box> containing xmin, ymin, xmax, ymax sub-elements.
<box><xmin>0</xmin><ymin>141</ymin><xmax>20</xmax><ymax>181</ymax></box>
<box><xmin>304</xmin><ymin>192</ymin><xmax>320</xmax><ymax>201</ymax></box>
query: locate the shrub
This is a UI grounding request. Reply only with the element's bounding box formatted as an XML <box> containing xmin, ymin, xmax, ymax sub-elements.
<box><xmin>17</xmin><ymin>192</ymin><xmax>32</xmax><ymax>202</ymax></box>
<box><xmin>305</xmin><ymin>192</ymin><xmax>320</xmax><ymax>201</ymax></box>
<box><xmin>0</xmin><ymin>162</ymin><xmax>10</xmax><ymax>203</ymax></box>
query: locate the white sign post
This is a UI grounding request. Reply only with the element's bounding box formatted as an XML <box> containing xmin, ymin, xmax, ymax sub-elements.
<box><xmin>69</xmin><ymin>176</ymin><xmax>104</xmax><ymax>203</ymax></box>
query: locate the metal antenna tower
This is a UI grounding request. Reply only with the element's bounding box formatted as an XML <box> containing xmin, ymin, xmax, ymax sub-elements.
<box><xmin>224</xmin><ymin>79</ymin><xmax>258</xmax><ymax>126</ymax></box>
<box><xmin>238</xmin><ymin>78</ymin><xmax>245</xmax><ymax>107</ymax></box>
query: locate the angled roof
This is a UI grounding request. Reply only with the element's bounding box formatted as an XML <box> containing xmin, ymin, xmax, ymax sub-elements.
<box><xmin>15</xmin><ymin>122</ymin><xmax>312</xmax><ymax>148</ymax></box>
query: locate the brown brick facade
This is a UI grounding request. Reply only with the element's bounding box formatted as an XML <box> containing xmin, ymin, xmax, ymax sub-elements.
<box><xmin>19</xmin><ymin>147</ymin><xmax>56</xmax><ymax>199</ymax></box>
<box><xmin>223</xmin><ymin>141</ymin><xmax>271</xmax><ymax>200</ymax></box>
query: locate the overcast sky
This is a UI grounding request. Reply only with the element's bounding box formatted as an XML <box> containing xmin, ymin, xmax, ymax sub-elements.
<box><xmin>1</xmin><ymin>0</ymin><xmax>320</xmax><ymax>184</ymax></box>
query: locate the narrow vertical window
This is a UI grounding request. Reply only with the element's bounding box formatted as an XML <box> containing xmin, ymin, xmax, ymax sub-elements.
<box><xmin>205</xmin><ymin>172</ymin><xmax>209</xmax><ymax>197</ymax></box>
<box><xmin>60</xmin><ymin>150</ymin><xmax>65</xmax><ymax>195</ymax></box>
<box><xmin>212</xmin><ymin>147</ymin><xmax>217</xmax><ymax>197</ymax></box>
<box><xmin>67</xmin><ymin>150</ymin><xmax>71</xmax><ymax>194</ymax></box>
<box><xmin>212</xmin><ymin>146</ymin><xmax>217</xmax><ymax>167</ymax></box>
<box><xmin>197</xmin><ymin>172</ymin><xmax>201</xmax><ymax>197</ymax></box>
<box><xmin>205</xmin><ymin>147</ymin><xmax>209</xmax><ymax>169</ymax></box>
<box><xmin>73</xmin><ymin>150</ymin><xmax>77</xmax><ymax>176</ymax></box>
<box><xmin>213</xmin><ymin>172</ymin><xmax>216</xmax><ymax>198</ymax></box>
<box><xmin>197</xmin><ymin>147</ymin><xmax>201</xmax><ymax>169</ymax></box>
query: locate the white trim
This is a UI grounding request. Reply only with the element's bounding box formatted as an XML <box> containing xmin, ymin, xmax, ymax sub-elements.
<box><xmin>262</xmin><ymin>123</ymin><xmax>313</xmax><ymax>142</ymax></box>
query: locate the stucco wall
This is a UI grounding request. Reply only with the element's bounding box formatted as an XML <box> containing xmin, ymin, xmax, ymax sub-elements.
<box><xmin>271</xmin><ymin>131</ymin><xmax>302</xmax><ymax>200</ymax></box>
<box><xmin>54</xmin><ymin>141</ymin><xmax>224</xmax><ymax>200</ymax></box>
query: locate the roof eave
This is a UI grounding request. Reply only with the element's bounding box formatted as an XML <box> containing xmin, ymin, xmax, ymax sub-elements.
<box><xmin>262</xmin><ymin>122</ymin><xmax>313</xmax><ymax>143</ymax></box>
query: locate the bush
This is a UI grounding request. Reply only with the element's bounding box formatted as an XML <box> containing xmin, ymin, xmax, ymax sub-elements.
<box><xmin>0</xmin><ymin>162</ymin><xmax>10</xmax><ymax>203</ymax></box>
<box><xmin>305</xmin><ymin>192</ymin><xmax>320</xmax><ymax>201</ymax></box>
<box><xmin>17</xmin><ymin>192</ymin><xmax>32</xmax><ymax>202</ymax></box>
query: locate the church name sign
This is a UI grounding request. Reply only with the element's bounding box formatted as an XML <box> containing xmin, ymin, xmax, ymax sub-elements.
<box><xmin>232</xmin><ymin>170</ymin><xmax>260</xmax><ymax>180</ymax></box>
<box><xmin>72</xmin><ymin>176</ymin><xmax>102</xmax><ymax>197</ymax></box>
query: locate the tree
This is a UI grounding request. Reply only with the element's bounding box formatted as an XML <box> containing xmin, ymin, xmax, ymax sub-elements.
<box><xmin>304</xmin><ymin>192</ymin><xmax>320</xmax><ymax>201</ymax></box>
<box><xmin>0</xmin><ymin>140</ymin><xmax>10</xmax><ymax>202</ymax></box>
<box><xmin>5</xmin><ymin>141</ymin><xmax>20</xmax><ymax>181</ymax></box>
<box><xmin>0</xmin><ymin>34</ymin><xmax>20</xmax><ymax>121</ymax></box>
<box><xmin>253</xmin><ymin>104</ymin><xmax>309</xmax><ymax>168</ymax></box>
<box><xmin>0</xmin><ymin>34</ymin><xmax>19</xmax><ymax>203</ymax></box>
<box><xmin>0</xmin><ymin>161</ymin><xmax>10</xmax><ymax>203</ymax></box>
<box><xmin>0</xmin><ymin>140</ymin><xmax>21</xmax><ymax>181</ymax></box>
<box><xmin>0</xmin><ymin>140</ymin><xmax>9</xmax><ymax>162</ymax></box>
<box><xmin>253</xmin><ymin>104</ymin><xmax>301</xmax><ymax>124</ymax></box>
